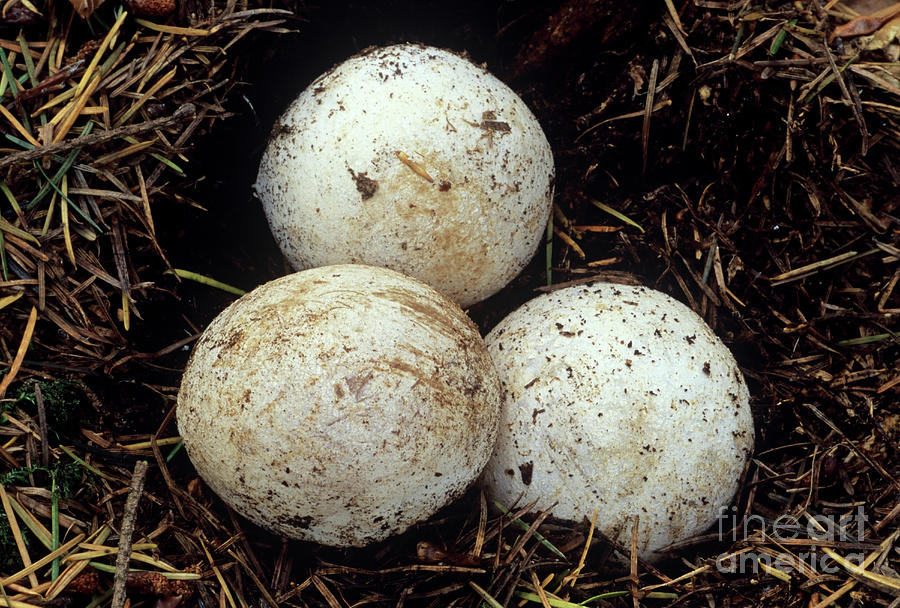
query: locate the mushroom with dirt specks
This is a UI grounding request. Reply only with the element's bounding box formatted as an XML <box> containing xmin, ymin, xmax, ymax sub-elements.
<box><xmin>254</xmin><ymin>43</ymin><xmax>555</xmax><ymax>308</ymax></box>
<box><xmin>481</xmin><ymin>282</ymin><xmax>755</xmax><ymax>561</ymax></box>
<box><xmin>177</xmin><ymin>264</ymin><xmax>502</xmax><ymax>547</ymax></box>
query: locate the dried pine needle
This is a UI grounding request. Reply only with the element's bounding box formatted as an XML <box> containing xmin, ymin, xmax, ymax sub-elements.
<box><xmin>395</xmin><ymin>150</ymin><xmax>434</xmax><ymax>182</ymax></box>
<box><xmin>72</xmin><ymin>10</ymin><xmax>127</xmax><ymax>101</ymax></box>
<box><xmin>120</xmin><ymin>436</ymin><xmax>181</xmax><ymax>449</ymax></box>
<box><xmin>0</xmin><ymin>592</ymin><xmax>42</xmax><ymax>608</ymax></box>
<box><xmin>0</xmin><ymin>292</ymin><xmax>23</xmax><ymax>310</ymax></box>
<box><xmin>120</xmin><ymin>291</ymin><xmax>130</xmax><ymax>331</ymax></box>
<box><xmin>95</xmin><ymin>139</ymin><xmax>156</xmax><ymax>164</ymax></box>
<box><xmin>0</xmin><ymin>534</ymin><xmax>85</xmax><ymax>588</ymax></box>
<box><xmin>5</xmin><ymin>494</ymin><xmax>52</xmax><ymax>549</ymax></box>
<box><xmin>60</xmin><ymin>175</ymin><xmax>76</xmax><ymax>265</ymax></box>
<box><xmin>553</xmin><ymin>226</ymin><xmax>586</xmax><ymax>259</ymax></box>
<box><xmin>34</xmin><ymin>164</ymin><xmax>102</xmax><ymax>234</ymax></box>
<box><xmin>134</xmin><ymin>19</ymin><xmax>213</xmax><ymax>36</ymax></box>
<box><xmin>201</xmin><ymin>540</ymin><xmax>238</xmax><ymax>608</ymax></box>
<box><xmin>117</xmin><ymin>67</ymin><xmax>177</xmax><ymax>125</ymax></box>
<box><xmin>53</xmin><ymin>73</ymin><xmax>101</xmax><ymax>143</ymax></box>
<box><xmin>823</xmin><ymin>548</ymin><xmax>900</xmax><ymax>595</ymax></box>
<box><xmin>0</xmin><ymin>483</ymin><xmax>39</xmax><ymax>588</ymax></box>
<box><xmin>0</xmin><ymin>105</ymin><xmax>41</xmax><ymax>148</ymax></box>
<box><xmin>41</xmin><ymin>190</ymin><xmax>56</xmax><ymax>236</ymax></box>
<box><xmin>0</xmin><ymin>182</ymin><xmax>23</xmax><ymax>218</ymax></box>
<box><xmin>0</xmin><ymin>217</ymin><xmax>39</xmax><ymax>244</ymax></box>
<box><xmin>0</xmin><ymin>306</ymin><xmax>37</xmax><ymax>399</ymax></box>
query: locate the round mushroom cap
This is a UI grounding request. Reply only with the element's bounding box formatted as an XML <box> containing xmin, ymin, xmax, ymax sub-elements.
<box><xmin>482</xmin><ymin>283</ymin><xmax>754</xmax><ymax>561</ymax></box>
<box><xmin>254</xmin><ymin>43</ymin><xmax>555</xmax><ymax>308</ymax></box>
<box><xmin>177</xmin><ymin>264</ymin><xmax>502</xmax><ymax>547</ymax></box>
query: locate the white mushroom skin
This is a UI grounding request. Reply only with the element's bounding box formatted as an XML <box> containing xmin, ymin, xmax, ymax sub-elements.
<box><xmin>254</xmin><ymin>44</ymin><xmax>555</xmax><ymax>308</ymax></box>
<box><xmin>482</xmin><ymin>283</ymin><xmax>754</xmax><ymax>561</ymax></box>
<box><xmin>177</xmin><ymin>265</ymin><xmax>502</xmax><ymax>547</ymax></box>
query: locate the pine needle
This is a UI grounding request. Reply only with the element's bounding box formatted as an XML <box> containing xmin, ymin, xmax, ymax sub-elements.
<box><xmin>170</xmin><ymin>269</ymin><xmax>247</xmax><ymax>296</ymax></box>
<box><xmin>590</xmin><ymin>199</ymin><xmax>645</xmax><ymax>233</ymax></box>
<box><xmin>0</xmin><ymin>306</ymin><xmax>38</xmax><ymax>399</ymax></box>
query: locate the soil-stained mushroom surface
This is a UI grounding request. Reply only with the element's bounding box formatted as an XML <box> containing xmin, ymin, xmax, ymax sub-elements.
<box><xmin>254</xmin><ymin>43</ymin><xmax>555</xmax><ymax>307</ymax></box>
<box><xmin>177</xmin><ymin>264</ymin><xmax>502</xmax><ymax>547</ymax></box>
<box><xmin>482</xmin><ymin>282</ymin><xmax>755</xmax><ymax>561</ymax></box>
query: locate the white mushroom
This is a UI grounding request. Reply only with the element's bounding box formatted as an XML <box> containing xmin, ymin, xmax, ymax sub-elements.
<box><xmin>177</xmin><ymin>264</ymin><xmax>502</xmax><ymax>547</ymax></box>
<box><xmin>481</xmin><ymin>282</ymin><xmax>754</xmax><ymax>561</ymax></box>
<box><xmin>254</xmin><ymin>43</ymin><xmax>555</xmax><ymax>308</ymax></box>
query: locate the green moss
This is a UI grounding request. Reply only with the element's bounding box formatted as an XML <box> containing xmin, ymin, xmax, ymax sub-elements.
<box><xmin>1</xmin><ymin>461</ymin><xmax>89</xmax><ymax>499</ymax></box>
<box><xmin>0</xmin><ymin>461</ymin><xmax>90</xmax><ymax>573</ymax></box>
<box><xmin>14</xmin><ymin>379</ymin><xmax>86</xmax><ymax>438</ymax></box>
<box><xmin>0</xmin><ymin>466</ymin><xmax>32</xmax><ymax>486</ymax></box>
<box><xmin>51</xmin><ymin>461</ymin><xmax>87</xmax><ymax>499</ymax></box>
<box><xmin>1</xmin><ymin>382</ymin><xmax>91</xmax><ymax>574</ymax></box>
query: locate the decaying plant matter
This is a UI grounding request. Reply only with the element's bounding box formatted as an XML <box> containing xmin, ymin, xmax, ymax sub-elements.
<box><xmin>0</xmin><ymin>0</ymin><xmax>290</xmax><ymax>374</ymax></box>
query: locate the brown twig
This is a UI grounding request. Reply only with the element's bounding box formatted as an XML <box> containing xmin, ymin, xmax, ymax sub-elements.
<box><xmin>0</xmin><ymin>104</ymin><xmax>196</xmax><ymax>170</ymax></box>
<box><xmin>112</xmin><ymin>460</ymin><xmax>149</xmax><ymax>608</ymax></box>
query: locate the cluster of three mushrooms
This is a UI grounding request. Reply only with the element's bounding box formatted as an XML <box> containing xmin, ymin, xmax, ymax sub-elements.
<box><xmin>177</xmin><ymin>45</ymin><xmax>754</xmax><ymax>560</ymax></box>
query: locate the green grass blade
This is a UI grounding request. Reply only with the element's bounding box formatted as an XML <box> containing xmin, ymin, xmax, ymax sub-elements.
<box><xmin>87</xmin><ymin>561</ymin><xmax>200</xmax><ymax>579</ymax></box>
<box><xmin>802</xmin><ymin>55</ymin><xmax>859</xmax><ymax>104</ymax></box>
<box><xmin>0</xmin><ymin>46</ymin><xmax>17</xmax><ymax>100</ymax></box>
<box><xmin>17</xmin><ymin>31</ymin><xmax>39</xmax><ymax>87</ymax></box>
<box><xmin>170</xmin><ymin>269</ymin><xmax>247</xmax><ymax>296</ymax></box>
<box><xmin>469</xmin><ymin>582</ymin><xmax>503</xmax><ymax>608</ymax></box>
<box><xmin>517</xmin><ymin>591</ymin><xmax>584</xmax><ymax>607</ymax></box>
<box><xmin>493</xmin><ymin>501</ymin><xmax>567</xmax><ymax>560</ymax></box>
<box><xmin>34</xmin><ymin>163</ymin><xmax>103</xmax><ymax>233</ymax></box>
<box><xmin>5</xmin><ymin>134</ymin><xmax>35</xmax><ymax>149</ymax></box>
<box><xmin>0</xmin><ymin>230</ymin><xmax>7</xmax><ymax>281</ymax></box>
<box><xmin>59</xmin><ymin>445</ymin><xmax>111</xmax><ymax>480</ymax></box>
<box><xmin>150</xmin><ymin>152</ymin><xmax>184</xmax><ymax>174</ymax></box>
<box><xmin>590</xmin><ymin>198</ymin><xmax>644</xmax><ymax>233</ymax></box>
<box><xmin>166</xmin><ymin>440</ymin><xmax>184</xmax><ymax>463</ymax></box>
<box><xmin>51</xmin><ymin>473</ymin><xmax>60</xmax><ymax>580</ymax></box>
<box><xmin>6</xmin><ymin>494</ymin><xmax>52</xmax><ymax>548</ymax></box>
<box><xmin>29</xmin><ymin>122</ymin><xmax>94</xmax><ymax>210</ymax></box>
<box><xmin>768</xmin><ymin>19</ymin><xmax>797</xmax><ymax>56</ymax></box>
<box><xmin>1</xmin><ymin>182</ymin><xmax>24</xmax><ymax>218</ymax></box>
<box><xmin>838</xmin><ymin>333</ymin><xmax>893</xmax><ymax>346</ymax></box>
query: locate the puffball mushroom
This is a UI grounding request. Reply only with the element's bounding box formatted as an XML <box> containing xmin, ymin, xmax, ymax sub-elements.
<box><xmin>482</xmin><ymin>283</ymin><xmax>754</xmax><ymax>561</ymax></box>
<box><xmin>254</xmin><ymin>43</ymin><xmax>555</xmax><ymax>308</ymax></box>
<box><xmin>177</xmin><ymin>264</ymin><xmax>502</xmax><ymax>547</ymax></box>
